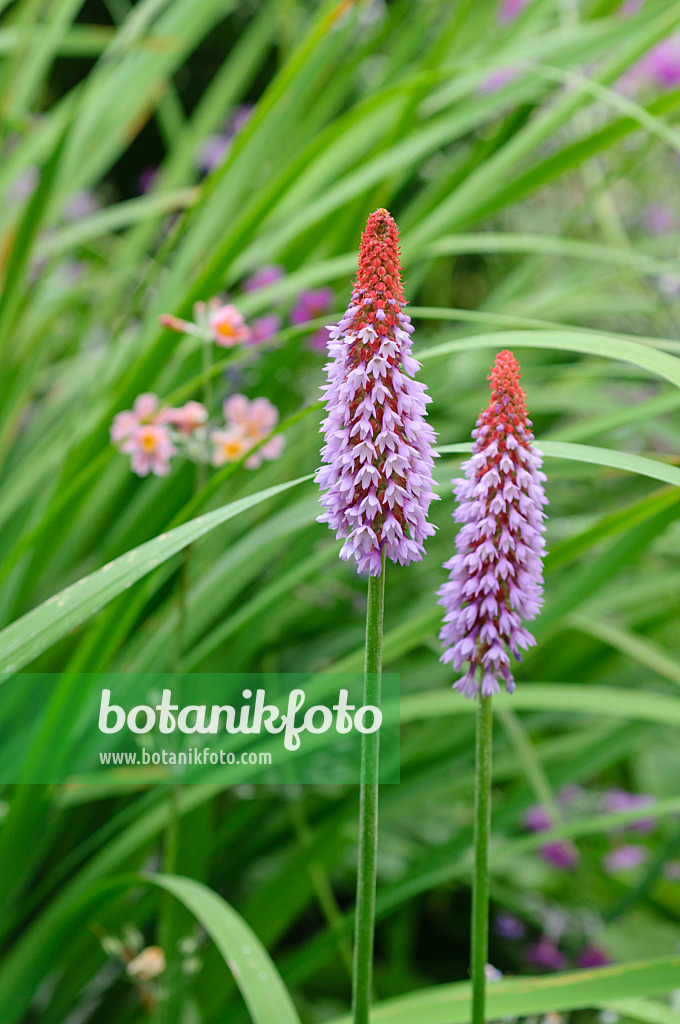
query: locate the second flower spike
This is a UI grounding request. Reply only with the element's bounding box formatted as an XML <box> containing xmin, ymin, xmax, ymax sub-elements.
<box><xmin>438</xmin><ymin>350</ymin><xmax>548</xmax><ymax>698</ymax></box>
<box><xmin>316</xmin><ymin>208</ymin><xmax>437</xmax><ymax>576</ymax></box>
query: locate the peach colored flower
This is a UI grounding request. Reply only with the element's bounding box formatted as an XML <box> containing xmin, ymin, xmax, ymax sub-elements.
<box><xmin>159</xmin><ymin>401</ymin><xmax>208</xmax><ymax>434</ymax></box>
<box><xmin>121</xmin><ymin>424</ymin><xmax>176</xmax><ymax>477</ymax></box>
<box><xmin>209</xmin><ymin>304</ymin><xmax>251</xmax><ymax>347</ymax></box>
<box><xmin>110</xmin><ymin>393</ymin><xmax>159</xmax><ymax>443</ymax></box>
<box><xmin>126</xmin><ymin>946</ymin><xmax>166</xmax><ymax>981</ymax></box>
<box><xmin>210</xmin><ymin>428</ymin><xmax>249</xmax><ymax>466</ymax></box>
<box><xmin>224</xmin><ymin>394</ymin><xmax>278</xmax><ymax>439</ymax></box>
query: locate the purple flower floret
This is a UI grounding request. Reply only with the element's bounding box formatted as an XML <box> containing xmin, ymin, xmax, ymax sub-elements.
<box><xmin>315</xmin><ymin>209</ymin><xmax>437</xmax><ymax>576</ymax></box>
<box><xmin>438</xmin><ymin>350</ymin><xmax>547</xmax><ymax>699</ymax></box>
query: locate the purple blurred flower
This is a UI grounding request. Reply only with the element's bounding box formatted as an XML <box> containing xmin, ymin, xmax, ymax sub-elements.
<box><xmin>249</xmin><ymin>314</ymin><xmax>282</xmax><ymax>345</ymax></box>
<box><xmin>527</xmin><ymin>939</ymin><xmax>567</xmax><ymax>971</ymax></box>
<box><xmin>604</xmin><ymin>789</ymin><xmax>655</xmax><ymax>834</ymax></box>
<box><xmin>198</xmin><ymin>105</ymin><xmax>253</xmax><ymax>172</ymax></box>
<box><xmin>525</xmin><ymin>805</ymin><xmax>552</xmax><ymax>832</ymax></box>
<box><xmin>64</xmin><ymin>190</ymin><xmax>99</xmax><ymax>220</ymax></box>
<box><xmin>316</xmin><ymin>208</ymin><xmax>437</xmax><ymax>576</ymax></box>
<box><xmin>243</xmin><ymin>265</ymin><xmax>285</xmax><ymax>292</ymax></box>
<box><xmin>603</xmin><ymin>844</ymin><xmax>647</xmax><ymax>873</ymax></box>
<box><xmin>643</xmin><ymin>204</ymin><xmax>677</xmax><ymax>235</ymax></box>
<box><xmin>138</xmin><ymin>167</ymin><xmax>158</xmax><ymax>194</ymax></box>
<box><xmin>480</xmin><ymin>67</ymin><xmax>519</xmax><ymax>93</ymax></box>
<box><xmin>199</xmin><ymin>135</ymin><xmax>231</xmax><ymax>173</ymax></box>
<box><xmin>559</xmin><ymin>783</ymin><xmax>584</xmax><ymax>806</ymax></box>
<box><xmin>540</xmin><ymin>841</ymin><xmax>580</xmax><ymax>871</ymax></box>
<box><xmin>438</xmin><ymin>350</ymin><xmax>548</xmax><ymax>699</ymax></box>
<box><xmin>605</xmin><ymin>789</ymin><xmax>656</xmax><ymax>828</ymax></box>
<box><xmin>308</xmin><ymin>327</ymin><xmax>330</xmax><ymax>353</ymax></box>
<box><xmin>8</xmin><ymin>166</ymin><xmax>38</xmax><ymax>205</ymax></box>
<box><xmin>619</xmin><ymin>0</ymin><xmax>643</xmax><ymax>14</ymax></box>
<box><xmin>625</xmin><ymin>34</ymin><xmax>680</xmax><ymax>92</ymax></box>
<box><xmin>495</xmin><ymin>912</ymin><xmax>526</xmax><ymax>939</ymax></box>
<box><xmin>290</xmin><ymin>286</ymin><xmax>335</xmax><ymax>325</ymax></box>
<box><xmin>578</xmin><ymin>944</ymin><xmax>612</xmax><ymax>968</ymax></box>
<box><xmin>499</xmin><ymin>0</ymin><xmax>530</xmax><ymax>22</ymax></box>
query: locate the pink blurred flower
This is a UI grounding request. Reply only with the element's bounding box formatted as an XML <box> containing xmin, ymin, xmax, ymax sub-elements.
<box><xmin>250</xmin><ymin>314</ymin><xmax>282</xmax><ymax>344</ymax></box>
<box><xmin>290</xmin><ymin>287</ymin><xmax>334</xmax><ymax>325</ymax></box>
<box><xmin>619</xmin><ymin>0</ymin><xmax>643</xmax><ymax>14</ymax></box>
<box><xmin>603</xmin><ymin>844</ymin><xmax>647</xmax><ymax>873</ymax></box>
<box><xmin>224</xmin><ymin>394</ymin><xmax>278</xmax><ymax>437</ymax></box>
<box><xmin>527</xmin><ymin>939</ymin><xmax>567</xmax><ymax>971</ymax></box>
<box><xmin>110</xmin><ymin>393</ymin><xmax>159</xmax><ymax>443</ymax></box>
<box><xmin>209</xmin><ymin>304</ymin><xmax>251</xmax><ymax>347</ymax></box>
<box><xmin>159</xmin><ymin>312</ymin><xmax>195</xmax><ymax>334</ymax></box>
<box><xmin>625</xmin><ymin>34</ymin><xmax>680</xmax><ymax>92</ymax></box>
<box><xmin>217</xmin><ymin>394</ymin><xmax>285</xmax><ymax>469</ymax></box>
<box><xmin>121</xmin><ymin>424</ymin><xmax>176</xmax><ymax>477</ymax></box>
<box><xmin>578</xmin><ymin>944</ymin><xmax>611</xmax><ymax>968</ymax></box>
<box><xmin>243</xmin><ymin>265</ymin><xmax>284</xmax><ymax>292</ymax></box>
<box><xmin>499</xmin><ymin>0</ymin><xmax>530</xmax><ymax>22</ymax></box>
<box><xmin>480</xmin><ymin>67</ymin><xmax>519</xmax><ymax>93</ymax></box>
<box><xmin>245</xmin><ymin>435</ymin><xmax>285</xmax><ymax>470</ymax></box>
<box><xmin>643</xmin><ymin>204</ymin><xmax>677</xmax><ymax>235</ymax></box>
<box><xmin>210</xmin><ymin>428</ymin><xmax>250</xmax><ymax>466</ymax></box>
<box><xmin>159</xmin><ymin>401</ymin><xmax>208</xmax><ymax>434</ymax></box>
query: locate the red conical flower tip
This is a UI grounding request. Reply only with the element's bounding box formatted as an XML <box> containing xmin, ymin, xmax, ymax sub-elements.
<box><xmin>354</xmin><ymin>209</ymin><xmax>406</xmax><ymax>330</ymax></box>
<box><xmin>480</xmin><ymin>350</ymin><xmax>529</xmax><ymax>438</ymax></box>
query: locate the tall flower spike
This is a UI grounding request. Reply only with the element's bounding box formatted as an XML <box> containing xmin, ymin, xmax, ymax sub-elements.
<box><xmin>316</xmin><ymin>209</ymin><xmax>437</xmax><ymax>575</ymax></box>
<box><xmin>438</xmin><ymin>350</ymin><xmax>547</xmax><ymax>698</ymax></box>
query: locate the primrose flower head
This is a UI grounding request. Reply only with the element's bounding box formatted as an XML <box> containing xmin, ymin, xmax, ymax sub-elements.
<box><xmin>438</xmin><ymin>350</ymin><xmax>547</xmax><ymax>699</ymax></box>
<box><xmin>120</xmin><ymin>423</ymin><xmax>176</xmax><ymax>477</ymax></box>
<box><xmin>211</xmin><ymin>393</ymin><xmax>285</xmax><ymax>469</ymax></box>
<box><xmin>159</xmin><ymin>401</ymin><xmax>208</xmax><ymax>434</ymax></box>
<box><xmin>315</xmin><ymin>208</ymin><xmax>437</xmax><ymax>576</ymax></box>
<box><xmin>209</xmin><ymin>304</ymin><xmax>251</xmax><ymax>347</ymax></box>
<box><xmin>110</xmin><ymin>393</ymin><xmax>159</xmax><ymax>443</ymax></box>
<box><xmin>210</xmin><ymin>428</ymin><xmax>250</xmax><ymax>466</ymax></box>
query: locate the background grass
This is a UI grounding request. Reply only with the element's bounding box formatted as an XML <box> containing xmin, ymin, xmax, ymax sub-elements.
<box><xmin>2</xmin><ymin>0</ymin><xmax>680</xmax><ymax>1021</ymax></box>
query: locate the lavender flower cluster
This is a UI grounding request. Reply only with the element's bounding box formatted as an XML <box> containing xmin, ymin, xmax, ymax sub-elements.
<box><xmin>316</xmin><ymin>209</ymin><xmax>437</xmax><ymax>576</ymax></box>
<box><xmin>437</xmin><ymin>350</ymin><xmax>548</xmax><ymax>699</ymax></box>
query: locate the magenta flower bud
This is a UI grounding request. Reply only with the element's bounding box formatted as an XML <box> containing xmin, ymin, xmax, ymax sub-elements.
<box><xmin>316</xmin><ymin>209</ymin><xmax>437</xmax><ymax>576</ymax></box>
<box><xmin>438</xmin><ymin>350</ymin><xmax>548</xmax><ymax>699</ymax></box>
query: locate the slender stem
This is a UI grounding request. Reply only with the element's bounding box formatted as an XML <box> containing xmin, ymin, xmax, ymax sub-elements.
<box><xmin>352</xmin><ymin>553</ymin><xmax>386</xmax><ymax>1024</ymax></box>
<box><xmin>471</xmin><ymin>693</ymin><xmax>493</xmax><ymax>1024</ymax></box>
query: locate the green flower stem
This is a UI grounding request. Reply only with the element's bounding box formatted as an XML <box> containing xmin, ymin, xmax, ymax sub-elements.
<box><xmin>352</xmin><ymin>553</ymin><xmax>386</xmax><ymax>1024</ymax></box>
<box><xmin>471</xmin><ymin>693</ymin><xmax>493</xmax><ymax>1024</ymax></box>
